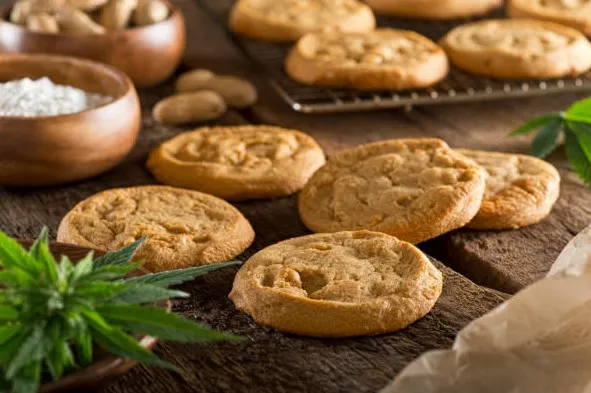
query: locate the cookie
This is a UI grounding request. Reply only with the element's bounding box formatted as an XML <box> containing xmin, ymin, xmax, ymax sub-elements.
<box><xmin>365</xmin><ymin>0</ymin><xmax>502</xmax><ymax>20</ymax></box>
<box><xmin>229</xmin><ymin>0</ymin><xmax>376</xmax><ymax>43</ymax></box>
<box><xmin>440</xmin><ymin>19</ymin><xmax>591</xmax><ymax>79</ymax></box>
<box><xmin>457</xmin><ymin>149</ymin><xmax>561</xmax><ymax>229</ymax></box>
<box><xmin>285</xmin><ymin>28</ymin><xmax>449</xmax><ymax>91</ymax></box>
<box><xmin>508</xmin><ymin>0</ymin><xmax>591</xmax><ymax>36</ymax></box>
<box><xmin>146</xmin><ymin>126</ymin><xmax>326</xmax><ymax>201</ymax></box>
<box><xmin>298</xmin><ymin>138</ymin><xmax>486</xmax><ymax>244</ymax></box>
<box><xmin>229</xmin><ymin>230</ymin><xmax>443</xmax><ymax>337</ymax></box>
<box><xmin>57</xmin><ymin>186</ymin><xmax>255</xmax><ymax>272</ymax></box>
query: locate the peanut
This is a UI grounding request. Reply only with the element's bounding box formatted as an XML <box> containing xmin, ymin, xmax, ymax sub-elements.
<box><xmin>29</xmin><ymin>0</ymin><xmax>65</xmax><ymax>12</ymax></box>
<box><xmin>10</xmin><ymin>1</ymin><xmax>32</xmax><ymax>24</ymax></box>
<box><xmin>26</xmin><ymin>12</ymin><xmax>59</xmax><ymax>32</ymax></box>
<box><xmin>64</xmin><ymin>0</ymin><xmax>109</xmax><ymax>11</ymax></box>
<box><xmin>153</xmin><ymin>91</ymin><xmax>227</xmax><ymax>125</ymax></box>
<box><xmin>99</xmin><ymin>0</ymin><xmax>137</xmax><ymax>29</ymax></box>
<box><xmin>55</xmin><ymin>9</ymin><xmax>106</xmax><ymax>34</ymax></box>
<box><xmin>133</xmin><ymin>0</ymin><xmax>168</xmax><ymax>26</ymax></box>
<box><xmin>175</xmin><ymin>71</ymin><xmax>257</xmax><ymax>109</ymax></box>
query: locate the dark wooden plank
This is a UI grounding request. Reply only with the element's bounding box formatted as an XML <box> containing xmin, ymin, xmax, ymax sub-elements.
<box><xmin>104</xmin><ymin>260</ymin><xmax>507</xmax><ymax>393</ymax></box>
<box><xmin>185</xmin><ymin>0</ymin><xmax>591</xmax><ymax>293</ymax></box>
<box><xmin>0</xmin><ymin>1</ymin><xmax>511</xmax><ymax>393</ymax></box>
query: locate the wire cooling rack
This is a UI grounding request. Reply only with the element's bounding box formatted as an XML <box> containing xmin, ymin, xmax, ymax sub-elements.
<box><xmin>198</xmin><ymin>0</ymin><xmax>591</xmax><ymax>113</ymax></box>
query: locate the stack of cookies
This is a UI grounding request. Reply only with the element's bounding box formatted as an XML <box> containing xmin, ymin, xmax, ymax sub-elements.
<box><xmin>228</xmin><ymin>0</ymin><xmax>591</xmax><ymax>90</ymax></box>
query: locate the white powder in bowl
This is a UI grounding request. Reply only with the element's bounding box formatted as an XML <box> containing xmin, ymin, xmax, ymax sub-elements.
<box><xmin>0</xmin><ymin>77</ymin><xmax>114</xmax><ymax>117</ymax></box>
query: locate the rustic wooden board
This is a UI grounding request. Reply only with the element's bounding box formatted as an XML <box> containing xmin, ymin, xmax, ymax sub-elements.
<box><xmin>104</xmin><ymin>260</ymin><xmax>506</xmax><ymax>393</ymax></box>
<box><xmin>187</xmin><ymin>0</ymin><xmax>591</xmax><ymax>293</ymax></box>
<box><xmin>0</xmin><ymin>1</ymin><xmax>513</xmax><ymax>392</ymax></box>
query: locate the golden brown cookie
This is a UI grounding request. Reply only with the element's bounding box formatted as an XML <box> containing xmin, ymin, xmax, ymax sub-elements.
<box><xmin>229</xmin><ymin>0</ymin><xmax>376</xmax><ymax>43</ymax></box>
<box><xmin>298</xmin><ymin>139</ymin><xmax>486</xmax><ymax>244</ymax></box>
<box><xmin>285</xmin><ymin>28</ymin><xmax>449</xmax><ymax>91</ymax></box>
<box><xmin>440</xmin><ymin>19</ymin><xmax>591</xmax><ymax>79</ymax></box>
<box><xmin>57</xmin><ymin>186</ymin><xmax>255</xmax><ymax>272</ymax></box>
<box><xmin>229</xmin><ymin>230</ymin><xmax>443</xmax><ymax>337</ymax></box>
<box><xmin>457</xmin><ymin>149</ymin><xmax>561</xmax><ymax>229</ymax></box>
<box><xmin>365</xmin><ymin>0</ymin><xmax>502</xmax><ymax>20</ymax></box>
<box><xmin>146</xmin><ymin>126</ymin><xmax>326</xmax><ymax>201</ymax></box>
<box><xmin>508</xmin><ymin>0</ymin><xmax>591</xmax><ymax>36</ymax></box>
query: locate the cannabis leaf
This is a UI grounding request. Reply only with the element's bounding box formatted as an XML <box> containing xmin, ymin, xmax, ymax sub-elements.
<box><xmin>0</xmin><ymin>228</ymin><xmax>241</xmax><ymax>393</ymax></box>
<box><xmin>510</xmin><ymin>97</ymin><xmax>591</xmax><ymax>186</ymax></box>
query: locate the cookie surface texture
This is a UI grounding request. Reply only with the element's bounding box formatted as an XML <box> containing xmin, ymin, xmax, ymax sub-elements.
<box><xmin>57</xmin><ymin>186</ymin><xmax>255</xmax><ymax>272</ymax></box>
<box><xmin>285</xmin><ymin>28</ymin><xmax>449</xmax><ymax>91</ymax></box>
<box><xmin>298</xmin><ymin>138</ymin><xmax>486</xmax><ymax>244</ymax></box>
<box><xmin>229</xmin><ymin>230</ymin><xmax>443</xmax><ymax>337</ymax></box>
<box><xmin>229</xmin><ymin>0</ymin><xmax>376</xmax><ymax>42</ymax></box>
<box><xmin>365</xmin><ymin>0</ymin><xmax>502</xmax><ymax>20</ymax></box>
<box><xmin>457</xmin><ymin>149</ymin><xmax>561</xmax><ymax>229</ymax></box>
<box><xmin>147</xmin><ymin>126</ymin><xmax>326</xmax><ymax>201</ymax></box>
<box><xmin>440</xmin><ymin>19</ymin><xmax>591</xmax><ymax>79</ymax></box>
<box><xmin>508</xmin><ymin>0</ymin><xmax>591</xmax><ymax>35</ymax></box>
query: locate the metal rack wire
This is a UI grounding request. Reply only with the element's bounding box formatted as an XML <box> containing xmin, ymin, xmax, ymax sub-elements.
<box><xmin>200</xmin><ymin>0</ymin><xmax>591</xmax><ymax>113</ymax></box>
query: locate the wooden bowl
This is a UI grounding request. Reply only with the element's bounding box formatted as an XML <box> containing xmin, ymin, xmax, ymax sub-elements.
<box><xmin>0</xmin><ymin>54</ymin><xmax>141</xmax><ymax>187</ymax></box>
<box><xmin>17</xmin><ymin>241</ymin><xmax>168</xmax><ymax>393</ymax></box>
<box><xmin>0</xmin><ymin>2</ymin><xmax>186</xmax><ymax>87</ymax></box>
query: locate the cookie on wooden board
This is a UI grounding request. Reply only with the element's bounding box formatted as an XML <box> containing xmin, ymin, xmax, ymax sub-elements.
<box><xmin>457</xmin><ymin>149</ymin><xmax>561</xmax><ymax>229</ymax></box>
<box><xmin>57</xmin><ymin>186</ymin><xmax>255</xmax><ymax>272</ymax></box>
<box><xmin>285</xmin><ymin>28</ymin><xmax>449</xmax><ymax>91</ymax></box>
<box><xmin>146</xmin><ymin>125</ymin><xmax>326</xmax><ymax>201</ymax></box>
<box><xmin>229</xmin><ymin>0</ymin><xmax>376</xmax><ymax>43</ymax></box>
<box><xmin>365</xmin><ymin>0</ymin><xmax>502</xmax><ymax>20</ymax></box>
<box><xmin>298</xmin><ymin>138</ymin><xmax>486</xmax><ymax>244</ymax></box>
<box><xmin>440</xmin><ymin>19</ymin><xmax>591</xmax><ymax>79</ymax></box>
<box><xmin>508</xmin><ymin>0</ymin><xmax>591</xmax><ymax>36</ymax></box>
<box><xmin>230</xmin><ymin>230</ymin><xmax>443</xmax><ymax>337</ymax></box>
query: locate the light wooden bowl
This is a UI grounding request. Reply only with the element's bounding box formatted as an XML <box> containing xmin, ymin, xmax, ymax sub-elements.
<box><xmin>0</xmin><ymin>2</ymin><xmax>185</xmax><ymax>87</ymax></box>
<box><xmin>18</xmin><ymin>241</ymin><xmax>168</xmax><ymax>393</ymax></box>
<box><xmin>0</xmin><ymin>54</ymin><xmax>141</xmax><ymax>187</ymax></box>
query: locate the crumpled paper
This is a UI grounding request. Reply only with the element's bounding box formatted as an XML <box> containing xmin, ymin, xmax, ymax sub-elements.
<box><xmin>381</xmin><ymin>224</ymin><xmax>591</xmax><ymax>393</ymax></box>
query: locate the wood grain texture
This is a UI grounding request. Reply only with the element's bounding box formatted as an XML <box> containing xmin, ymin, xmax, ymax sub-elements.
<box><xmin>0</xmin><ymin>54</ymin><xmax>140</xmax><ymax>186</ymax></box>
<box><xmin>0</xmin><ymin>2</ymin><xmax>186</xmax><ymax>87</ymax></box>
<box><xmin>0</xmin><ymin>0</ymin><xmax>585</xmax><ymax>391</ymax></box>
<box><xmin>105</xmin><ymin>260</ymin><xmax>507</xmax><ymax>393</ymax></box>
<box><xmin>190</xmin><ymin>0</ymin><xmax>591</xmax><ymax>293</ymax></box>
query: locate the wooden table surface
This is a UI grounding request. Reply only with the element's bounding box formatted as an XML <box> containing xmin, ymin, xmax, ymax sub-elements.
<box><xmin>0</xmin><ymin>0</ymin><xmax>589</xmax><ymax>391</ymax></box>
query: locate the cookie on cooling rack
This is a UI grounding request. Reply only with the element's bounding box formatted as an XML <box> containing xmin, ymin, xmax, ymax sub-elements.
<box><xmin>365</xmin><ymin>0</ymin><xmax>502</xmax><ymax>20</ymax></box>
<box><xmin>440</xmin><ymin>19</ymin><xmax>591</xmax><ymax>80</ymax></box>
<box><xmin>285</xmin><ymin>28</ymin><xmax>449</xmax><ymax>91</ymax></box>
<box><xmin>229</xmin><ymin>0</ymin><xmax>376</xmax><ymax>43</ymax></box>
<box><xmin>508</xmin><ymin>0</ymin><xmax>591</xmax><ymax>36</ymax></box>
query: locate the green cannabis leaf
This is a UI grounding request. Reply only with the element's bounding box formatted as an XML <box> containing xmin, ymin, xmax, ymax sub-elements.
<box><xmin>0</xmin><ymin>229</ymin><xmax>242</xmax><ymax>393</ymax></box>
<box><xmin>510</xmin><ymin>97</ymin><xmax>591</xmax><ymax>186</ymax></box>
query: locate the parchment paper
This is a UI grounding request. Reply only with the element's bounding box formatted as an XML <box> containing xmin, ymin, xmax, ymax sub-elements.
<box><xmin>382</xmin><ymin>224</ymin><xmax>591</xmax><ymax>393</ymax></box>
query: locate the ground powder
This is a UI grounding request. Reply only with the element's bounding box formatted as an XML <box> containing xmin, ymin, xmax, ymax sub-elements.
<box><xmin>0</xmin><ymin>77</ymin><xmax>113</xmax><ymax>117</ymax></box>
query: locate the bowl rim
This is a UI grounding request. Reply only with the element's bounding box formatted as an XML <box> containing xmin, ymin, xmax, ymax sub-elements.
<box><xmin>15</xmin><ymin>240</ymin><xmax>171</xmax><ymax>393</ymax></box>
<box><xmin>0</xmin><ymin>0</ymin><xmax>181</xmax><ymax>38</ymax></box>
<box><xmin>0</xmin><ymin>53</ymin><xmax>137</xmax><ymax>121</ymax></box>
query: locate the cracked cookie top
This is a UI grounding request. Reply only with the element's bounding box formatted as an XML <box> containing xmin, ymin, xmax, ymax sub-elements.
<box><xmin>296</xmin><ymin>28</ymin><xmax>443</xmax><ymax>67</ymax></box>
<box><xmin>298</xmin><ymin>138</ymin><xmax>486</xmax><ymax>244</ymax></box>
<box><xmin>442</xmin><ymin>19</ymin><xmax>579</xmax><ymax>57</ymax></box>
<box><xmin>247</xmin><ymin>0</ymin><xmax>367</xmax><ymax>26</ymax></box>
<box><xmin>146</xmin><ymin>126</ymin><xmax>325</xmax><ymax>201</ymax></box>
<box><xmin>57</xmin><ymin>186</ymin><xmax>255</xmax><ymax>271</ymax></box>
<box><xmin>229</xmin><ymin>230</ymin><xmax>443</xmax><ymax>337</ymax></box>
<box><xmin>457</xmin><ymin>149</ymin><xmax>560</xmax><ymax>229</ymax></box>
